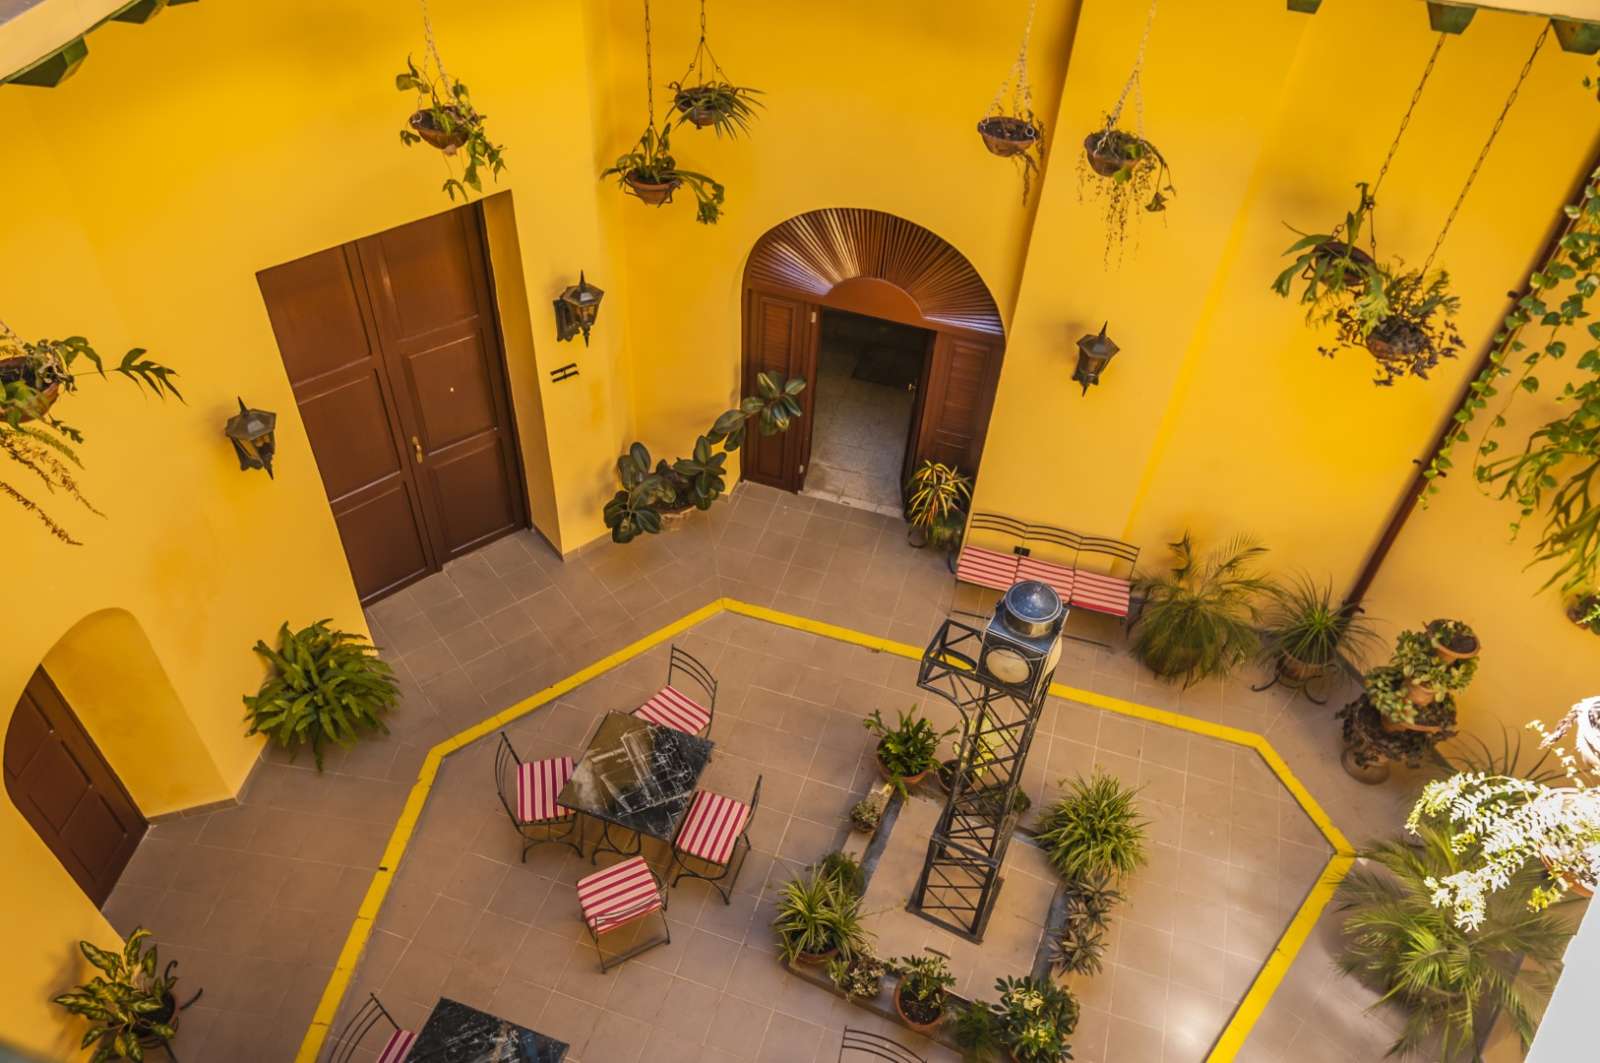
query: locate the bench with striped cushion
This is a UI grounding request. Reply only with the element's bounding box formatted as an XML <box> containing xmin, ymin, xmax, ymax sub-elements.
<box><xmin>674</xmin><ymin>789</ymin><xmax>752</xmax><ymax>867</ymax></box>
<box><xmin>1069</xmin><ymin>568</ymin><xmax>1133</xmax><ymax>618</ymax></box>
<box><xmin>515</xmin><ymin>756</ymin><xmax>575</xmax><ymax>824</ymax></box>
<box><xmin>577</xmin><ymin>855</ymin><xmax>662</xmax><ymax>934</ymax></box>
<box><xmin>634</xmin><ymin>685</ymin><xmax>711</xmax><ymax>735</ymax></box>
<box><xmin>1016</xmin><ymin>555</ymin><xmax>1075</xmax><ymax>601</ymax></box>
<box><xmin>955</xmin><ymin>545</ymin><xmax>1021</xmax><ymax>591</ymax></box>
<box><xmin>376</xmin><ymin>1028</ymin><xmax>415</xmax><ymax>1063</ymax></box>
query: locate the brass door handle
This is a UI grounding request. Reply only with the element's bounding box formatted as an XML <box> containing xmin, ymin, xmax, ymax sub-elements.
<box><xmin>410</xmin><ymin>436</ymin><xmax>423</xmax><ymax>464</ymax></box>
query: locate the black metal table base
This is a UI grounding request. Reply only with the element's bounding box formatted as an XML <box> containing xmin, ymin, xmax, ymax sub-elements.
<box><xmin>1251</xmin><ymin>661</ymin><xmax>1331</xmax><ymax>706</ymax></box>
<box><xmin>588</xmin><ymin>817</ymin><xmax>643</xmax><ymax>864</ymax></box>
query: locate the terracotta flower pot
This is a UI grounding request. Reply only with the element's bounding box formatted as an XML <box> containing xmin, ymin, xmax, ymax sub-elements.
<box><xmin>409</xmin><ymin>107</ymin><xmax>470</xmax><ymax>154</ymax></box>
<box><xmin>674</xmin><ymin>90</ymin><xmax>722</xmax><ymax>128</ymax></box>
<box><xmin>977</xmin><ymin>115</ymin><xmax>1040</xmax><ymax>158</ymax></box>
<box><xmin>793</xmin><ymin>946</ymin><xmax>837</xmax><ymax>966</ymax></box>
<box><xmin>1279</xmin><ymin>652</ymin><xmax>1329</xmax><ymax>682</ymax></box>
<box><xmin>892</xmin><ymin>979</ymin><xmax>944</xmax><ymax>1034</ymax></box>
<box><xmin>622</xmin><ymin>171</ymin><xmax>682</xmax><ymax>206</ymax></box>
<box><xmin>1341</xmin><ymin>744</ymin><xmax>1391</xmax><ymax>785</ymax></box>
<box><xmin>1405</xmin><ymin>680</ymin><xmax>1436</xmax><ymax>707</ymax></box>
<box><xmin>1427</xmin><ymin>622</ymin><xmax>1480</xmax><ymax>662</ymax></box>
<box><xmin>1380</xmin><ymin>714</ymin><xmax>1443</xmax><ymax>735</ymax></box>
<box><xmin>876</xmin><ymin>742</ymin><xmax>929</xmax><ymax>788</ymax></box>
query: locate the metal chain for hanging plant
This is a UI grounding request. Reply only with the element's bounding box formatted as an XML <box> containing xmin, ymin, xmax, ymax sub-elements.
<box><xmin>669</xmin><ymin>0</ymin><xmax>763</xmax><ymax>139</ymax></box>
<box><xmin>395</xmin><ymin>0</ymin><xmax>506</xmax><ymax>201</ymax></box>
<box><xmin>978</xmin><ymin>0</ymin><xmax>1047</xmax><ymax>202</ymax></box>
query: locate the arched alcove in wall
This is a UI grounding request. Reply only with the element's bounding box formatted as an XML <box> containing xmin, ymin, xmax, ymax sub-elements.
<box><xmin>741</xmin><ymin>208</ymin><xmax>1006</xmax><ymax>496</ymax></box>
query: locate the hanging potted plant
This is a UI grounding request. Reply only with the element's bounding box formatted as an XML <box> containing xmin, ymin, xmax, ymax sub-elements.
<box><xmin>886</xmin><ymin>950</ymin><xmax>957</xmax><ymax>1034</ymax></box>
<box><xmin>904</xmin><ymin>459</ymin><xmax>971</xmax><ymax>550</ymax></box>
<box><xmin>1320</xmin><ymin>266</ymin><xmax>1463</xmax><ymax>385</ymax></box>
<box><xmin>1568</xmin><ymin>595</ymin><xmax>1600</xmax><ymax>635</ymax></box>
<box><xmin>977</xmin><ymin>0</ymin><xmax>1047</xmax><ymax>201</ymax></box>
<box><xmin>395</xmin><ymin>1</ymin><xmax>506</xmax><ymax>202</ymax></box>
<box><xmin>668</xmin><ymin>0</ymin><xmax>763</xmax><ymax>137</ymax></box>
<box><xmin>1271</xmin><ymin>183</ymin><xmax>1385</xmax><ymax>326</ymax></box>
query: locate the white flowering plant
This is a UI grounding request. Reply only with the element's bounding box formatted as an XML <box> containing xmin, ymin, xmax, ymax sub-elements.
<box><xmin>1408</xmin><ymin>696</ymin><xmax>1600</xmax><ymax>930</ymax></box>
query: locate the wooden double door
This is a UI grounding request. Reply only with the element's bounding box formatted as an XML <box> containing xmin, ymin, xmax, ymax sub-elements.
<box><xmin>742</xmin><ymin>290</ymin><xmax>1003</xmax><ymax>494</ymax></box>
<box><xmin>5</xmin><ymin>669</ymin><xmax>145</xmax><ymax>906</ymax></box>
<box><xmin>259</xmin><ymin>206</ymin><xmax>526</xmax><ymax>604</ymax></box>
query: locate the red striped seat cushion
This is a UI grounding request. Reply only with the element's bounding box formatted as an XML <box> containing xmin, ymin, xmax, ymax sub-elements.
<box><xmin>634</xmin><ymin>685</ymin><xmax>711</xmax><ymax>735</ymax></box>
<box><xmin>515</xmin><ymin>756</ymin><xmax>575</xmax><ymax>823</ymax></box>
<box><xmin>955</xmin><ymin>546</ymin><xmax>1021</xmax><ymax>591</ymax></box>
<box><xmin>377</xmin><ymin>1027</ymin><xmax>415</xmax><ymax>1063</ymax></box>
<box><xmin>576</xmin><ymin>855</ymin><xmax>662</xmax><ymax>934</ymax></box>
<box><xmin>1016</xmin><ymin>556</ymin><xmax>1075</xmax><ymax>600</ymax></box>
<box><xmin>1070</xmin><ymin>569</ymin><xmax>1132</xmax><ymax>617</ymax></box>
<box><xmin>674</xmin><ymin>789</ymin><xmax>752</xmax><ymax>866</ymax></box>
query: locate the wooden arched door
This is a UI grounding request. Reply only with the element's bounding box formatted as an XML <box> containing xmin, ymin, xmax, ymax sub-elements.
<box><xmin>742</xmin><ymin>208</ymin><xmax>1005</xmax><ymax>495</ymax></box>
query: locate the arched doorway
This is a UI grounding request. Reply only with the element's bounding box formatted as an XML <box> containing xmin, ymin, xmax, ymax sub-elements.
<box><xmin>741</xmin><ymin>208</ymin><xmax>1005</xmax><ymax>510</ymax></box>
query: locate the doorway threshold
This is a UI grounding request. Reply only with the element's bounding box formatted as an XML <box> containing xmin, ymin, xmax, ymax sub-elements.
<box><xmin>799</xmin><ymin>486</ymin><xmax>903</xmax><ymax>519</ymax></box>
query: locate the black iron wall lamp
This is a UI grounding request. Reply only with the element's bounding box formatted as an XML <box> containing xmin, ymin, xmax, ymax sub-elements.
<box><xmin>224</xmin><ymin>398</ymin><xmax>277</xmax><ymax>477</ymax></box>
<box><xmin>553</xmin><ymin>271</ymin><xmax>605</xmax><ymax>345</ymax></box>
<box><xmin>1072</xmin><ymin>322</ymin><xmax>1120</xmax><ymax>395</ymax></box>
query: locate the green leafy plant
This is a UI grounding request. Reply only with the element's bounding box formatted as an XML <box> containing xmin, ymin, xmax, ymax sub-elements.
<box><xmin>395</xmin><ymin>55</ymin><xmax>506</xmax><ymax>202</ymax></box>
<box><xmin>906</xmin><ymin>460</ymin><xmax>972</xmax><ymax>547</ymax></box>
<box><xmin>603</xmin><ymin>372</ymin><xmax>805</xmax><ymax>543</ymax></box>
<box><xmin>886</xmin><ymin>949</ymin><xmax>956</xmax><ymax>1027</ymax></box>
<box><xmin>1271</xmin><ymin>183</ymin><xmax>1385</xmax><ymax>327</ymax></box>
<box><xmin>850</xmin><ymin>790</ymin><xmax>886</xmax><ymax>832</ymax></box>
<box><xmin>951</xmin><ymin>998</ymin><xmax>1002</xmax><ymax>1058</ymax></box>
<box><xmin>1258</xmin><ymin>573</ymin><xmax>1381</xmax><ymax>675</ymax></box>
<box><xmin>671</xmin><ymin>80</ymin><xmax>763</xmax><ymax>138</ymax></box>
<box><xmin>241</xmin><ymin>620</ymin><xmax>400</xmax><ymax>770</ymax></box>
<box><xmin>1393</xmin><ymin>629</ymin><xmax>1478</xmax><ymax>698</ymax></box>
<box><xmin>52</xmin><ymin>928</ymin><xmax>178</xmax><ymax>1063</ymax></box>
<box><xmin>602</xmin><ymin>122</ymin><xmax>726</xmax><ymax>224</ymax></box>
<box><xmin>1052</xmin><ymin>870</ymin><xmax>1123</xmax><ymax>977</ymax></box>
<box><xmin>817</xmin><ymin>849</ymin><xmax>866</xmax><ymax>898</ymax></box>
<box><xmin>1</xmin><ymin>323</ymin><xmax>181</xmax><ymax>544</ymax></box>
<box><xmin>990</xmin><ymin>976</ymin><xmax>1079</xmax><ymax>1063</ymax></box>
<box><xmin>864</xmin><ymin>707</ymin><xmax>956</xmax><ymax>794</ymax></box>
<box><xmin>1335</xmin><ymin>824</ymin><xmax>1573</xmax><ymax>1060</ymax></box>
<box><xmin>1035</xmin><ymin>772</ymin><xmax>1147</xmax><ymax>882</ymax></box>
<box><xmin>827</xmin><ymin>949</ymin><xmax>885</xmax><ymax>1001</ymax></box>
<box><xmin>1421</xmin><ymin>163</ymin><xmax>1600</xmax><ymax>594</ymax></box>
<box><xmin>1079</xmin><ymin>124</ymin><xmax>1175</xmax><ymax>264</ymax></box>
<box><xmin>1131</xmin><ymin>532</ymin><xmax>1275</xmax><ymax>685</ymax></box>
<box><xmin>773</xmin><ymin>867</ymin><xmax>869</xmax><ymax>963</ymax></box>
<box><xmin>1321</xmin><ymin>266</ymin><xmax>1463</xmax><ymax>386</ymax></box>
<box><xmin>1363</xmin><ymin>666</ymin><xmax>1423</xmax><ymax>726</ymax></box>
<box><xmin>1569</xmin><ymin>594</ymin><xmax>1600</xmax><ymax>634</ymax></box>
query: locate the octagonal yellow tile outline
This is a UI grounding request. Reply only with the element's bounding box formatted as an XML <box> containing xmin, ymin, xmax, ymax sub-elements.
<box><xmin>294</xmin><ymin>598</ymin><xmax>1356</xmax><ymax>1063</ymax></box>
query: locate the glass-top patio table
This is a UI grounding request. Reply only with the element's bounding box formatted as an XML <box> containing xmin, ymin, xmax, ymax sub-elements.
<box><xmin>408</xmin><ymin>997</ymin><xmax>567</xmax><ymax>1062</ymax></box>
<box><xmin>558</xmin><ymin>710</ymin><xmax>715</xmax><ymax>861</ymax></box>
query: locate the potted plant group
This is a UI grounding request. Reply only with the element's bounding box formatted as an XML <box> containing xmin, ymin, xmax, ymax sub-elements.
<box><xmin>603</xmin><ymin>372</ymin><xmax>805</xmax><ymax>543</ymax></box>
<box><xmin>53</xmin><ymin>928</ymin><xmax>185</xmax><ymax>1062</ymax></box>
<box><xmin>395</xmin><ymin>54</ymin><xmax>506</xmax><ymax>202</ymax></box>
<box><xmin>1130</xmin><ymin>531</ymin><xmax>1275</xmax><ymax>686</ymax></box>
<box><xmin>1257</xmin><ymin>573</ymin><xmax>1381</xmax><ymax>683</ymax></box>
<box><xmin>886</xmin><ymin>949</ymin><xmax>956</xmax><ymax>1034</ymax></box>
<box><xmin>242</xmin><ymin>620</ymin><xmax>400</xmax><ymax>770</ymax></box>
<box><xmin>1034</xmin><ymin>771</ymin><xmax>1148</xmax><ymax>883</ymax></box>
<box><xmin>1393</xmin><ymin>627</ymin><xmax>1478</xmax><ymax>711</ymax></box>
<box><xmin>773</xmin><ymin>863</ymin><xmax>868</xmax><ymax>965</ymax></box>
<box><xmin>904</xmin><ymin>459</ymin><xmax>971</xmax><ymax>552</ymax></box>
<box><xmin>863</xmin><ymin>707</ymin><xmax>955</xmax><ymax>795</ymax></box>
<box><xmin>992</xmin><ymin>976</ymin><xmax>1079</xmax><ymax>1063</ymax></box>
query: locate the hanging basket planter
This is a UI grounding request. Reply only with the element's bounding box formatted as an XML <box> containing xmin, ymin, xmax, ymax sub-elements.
<box><xmin>0</xmin><ymin>352</ymin><xmax>67</xmax><ymax>422</ymax></box>
<box><xmin>407</xmin><ymin>106</ymin><xmax>471</xmax><ymax>154</ymax></box>
<box><xmin>622</xmin><ymin>170</ymin><xmax>682</xmax><ymax>206</ymax></box>
<box><xmin>977</xmin><ymin>115</ymin><xmax>1040</xmax><ymax>158</ymax></box>
<box><xmin>977</xmin><ymin>0</ymin><xmax>1048</xmax><ymax>203</ymax></box>
<box><xmin>667</xmin><ymin>1</ymin><xmax>763</xmax><ymax>139</ymax></box>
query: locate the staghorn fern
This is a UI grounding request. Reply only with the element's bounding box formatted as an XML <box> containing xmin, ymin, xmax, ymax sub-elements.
<box><xmin>242</xmin><ymin>620</ymin><xmax>399</xmax><ymax>770</ymax></box>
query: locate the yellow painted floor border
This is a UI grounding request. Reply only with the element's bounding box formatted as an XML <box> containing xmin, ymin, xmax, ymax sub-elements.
<box><xmin>296</xmin><ymin>598</ymin><xmax>1356</xmax><ymax>1063</ymax></box>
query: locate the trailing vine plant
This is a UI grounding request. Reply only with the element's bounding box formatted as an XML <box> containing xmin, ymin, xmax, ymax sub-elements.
<box><xmin>668</xmin><ymin>0</ymin><xmax>763</xmax><ymax>139</ymax></box>
<box><xmin>976</xmin><ymin>0</ymin><xmax>1047</xmax><ymax>204</ymax></box>
<box><xmin>1</xmin><ymin>320</ymin><xmax>181</xmax><ymax>544</ymax></box>
<box><xmin>1076</xmin><ymin>0</ymin><xmax>1174</xmax><ymax>265</ymax></box>
<box><xmin>395</xmin><ymin>0</ymin><xmax>506</xmax><ymax>202</ymax></box>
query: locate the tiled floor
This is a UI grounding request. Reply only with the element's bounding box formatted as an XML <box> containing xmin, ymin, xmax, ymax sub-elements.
<box><xmin>802</xmin><ymin>333</ymin><xmax>915</xmax><ymax>515</ymax></box>
<box><xmin>100</xmin><ymin>483</ymin><xmax>1429</xmax><ymax>1062</ymax></box>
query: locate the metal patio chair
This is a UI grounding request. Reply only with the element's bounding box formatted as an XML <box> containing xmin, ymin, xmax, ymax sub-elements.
<box><xmin>838</xmin><ymin>1027</ymin><xmax>927</xmax><ymax>1062</ymax></box>
<box><xmin>575</xmin><ymin>854</ymin><xmax>672</xmax><ymax>971</ymax></box>
<box><xmin>325</xmin><ymin>992</ymin><xmax>414</xmax><ymax>1063</ymax></box>
<box><xmin>668</xmin><ymin>775</ymin><xmax>760</xmax><ymax>904</ymax></box>
<box><xmin>631</xmin><ymin>644</ymin><xmax>717</xmax><ymax>737</ymax></box>
<box><xmin>495</xmin><ymin>732</ymin><xmax>584</xmax><ymax>861</ymax></box>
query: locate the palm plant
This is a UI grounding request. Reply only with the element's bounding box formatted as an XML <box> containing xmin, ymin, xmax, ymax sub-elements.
<box><xmin>1259</xmin><ymin>573</ymin><xmax>1381</xmax><ymax>677</ymax></box>
<box><xmin>1335</xmin><ymin>824</ymin><xmax>1573</xmax><ymax>1060</ymax></box>
<box><xmin>1034</xmin><ymin>772</ymin><xmax>1147</xmax><ymax>882</ymax></box>
<box><xmin>1131</xmin><ymin>532</ymin><xmax>1276</xmax><ymax>685</ymax></box>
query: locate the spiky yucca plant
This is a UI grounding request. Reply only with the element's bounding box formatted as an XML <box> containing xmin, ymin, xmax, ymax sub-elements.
<box><xmin>1259</xmin><ymin>572</ymin><xmax>1381</xmax><ymax>674</ymax></box>
<box><xmin>1131</xmin><ymin>532</ymin><xmax>1276</xmax><ymax>686</ymax></box>
<box><xmin>242</xmin><ymin>620</ymin><xmax>399</xmax><ymax>770</ymax></box>
<box><xmin>1336</xmin><ymin>824</ymin><xmax>1573</xmax><ymax>1060</ymax></box>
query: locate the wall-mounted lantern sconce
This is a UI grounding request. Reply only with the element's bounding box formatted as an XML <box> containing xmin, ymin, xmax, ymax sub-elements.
<box><xmin>224</xmin><ymin>398</ymin><xmax>277</xmax><ymax>478</ymax></box>
<box><xmin>553</xmin><ymin>271</ymin><xmax>605</xmax><ymax>346</ymax></box>
<box><xmin>1073</xmin><ymin>322</ymin><xmax>1120</xmax><ymax>395</ymax></box>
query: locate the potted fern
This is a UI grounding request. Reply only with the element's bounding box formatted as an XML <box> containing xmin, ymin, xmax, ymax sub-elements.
<box><xmin>52</xmin><ymin>928</ymin><xmax>185</xmax><ymax>1062</ymax></box>
<box><xmin>1321</xmin><ymin>266</ymin><xmax>1463</xmax><ymax>386</ymax></box>
<box><xmin>242</xmin><ymin>620</ymin><xmax>400</xmax><ymax>770</ymax></box>
<box><xmin>1271</xmin><ymin>183</ymin><xmax>1383</xmax><ymax>326</ymax></box>
<box><xmin>1130</xmin><ymin>532</ymin><xmax>1275</xmax><ymax>686</ymax></box>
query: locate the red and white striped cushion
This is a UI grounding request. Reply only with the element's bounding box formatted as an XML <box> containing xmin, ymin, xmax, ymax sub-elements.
<box><xmin>377</xmin><ymin>1027</ymin><xmax>415</xmax><ymax>1063</ymax></box>
<box><xmin>515</xmin><ymin>756</ymin><xmax>575</xmax><ymax>823</ymax></box>
<box><xmin>675</xmin><ymin>789</ymin><xmax>752</xmax><ymax>866</ymax></box>
<box><xmin>1016</xmin><ymin>556</ymin><xmax>1075</xmax><ymax>600</ymax></box>
<box><xmin>955</xmin><ymin>546</ymin><xmax>1021</xmax><ymax>591</ymax></box>
<box><xmin>1070</xmin><ymin>569</ymin><xmax>1132</xmax><ymax>618</ymax></box>
<box><xmin>576</xmin><ymin>856</ymin><xmax>661</xmax><ymax>934</ymax></box>
<box><xmin>634</xmin><ymin>685</ymin><xmax>711</xmax><ymax>735</ymax></box>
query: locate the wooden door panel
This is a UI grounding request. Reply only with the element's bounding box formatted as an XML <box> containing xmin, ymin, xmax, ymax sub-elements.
<box><xmin>914</xmin><ymin>332</ymin><xmax>1002</xmax><ymax>474</ymax></box>
<box><xmin>336</xmin><ymin>482</ymin><xmax>436</xmax><ymax>597</ymax></box>
<box><xmin>742</xmin><ymin>291</ymin><xmax>814</xmax><ymax>490</ymax></box>
<box><xmin>296</xmin><ymin>372</ymin><xmax>407</xmax><ymax>501</ymax></box>
<box><xmin>369</xmin><ymin>211</ymin><xmax>481</xmax><ymax>339</ymax></box>
<box><xmin>256</xmin><ymin>247</ymin><xmax>377</xmax><ymax>383</ymax></box>
<box><xmin>5</xmin><ymin>671</ymin><xmax>145</xmax><ymax>906</ymax></box>
<box><xmin>429</xmin><ymin>440</ymin><xmax>521</xmax><ymax>554</ymax></box>
<box><xmin>401</xmin><ymin>335</ymin><xmax>500</xmax><ymax>451</ymax></box>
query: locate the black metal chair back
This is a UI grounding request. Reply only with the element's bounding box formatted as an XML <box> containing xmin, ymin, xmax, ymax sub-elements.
<box><xmin>326</xmin><ymin>993</ymin><xmax>399</xmax><ymax>1063</ymax></box>
<box><xmin>666</xmin><ymin>645</ymin><xmax>717</xmax><ymax>712</ymax></box>
<box><xmin>838</xmin><ymin>1027</ymin><xmax>927</xmax><ymax>1062</ymax></box>
<box><xmin>1025</xmin><ymin>521</ymin><xmax>1085</xmax><ymax>558</ymax></box>
<box><xmin>494</xmin><ymin>732</ymin><xmax>522</xmax><ymax>826</ymax></box>
<box><xmin>967</xmin><ymin>511</ymin><xmax>1030</xmax><ymax>551</ymax></box>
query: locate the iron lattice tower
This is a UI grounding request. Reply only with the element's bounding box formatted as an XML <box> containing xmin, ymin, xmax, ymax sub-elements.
<box><xmin>908</xmin><ymin>616</ymin><xmax>1056</xmax><ymax>941</ymax></box>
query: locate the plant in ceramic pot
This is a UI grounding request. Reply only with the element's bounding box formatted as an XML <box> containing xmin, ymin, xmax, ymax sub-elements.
<box><xmin>1079</xmin><ymin>125</ymin><xmax>1175</xmax><ymax>263</ymax></box>
<box><xmin>667</xmin><ymin>0</ymin><xmax>763</xmax><ymax>137</ymax></box>
<box><xmin>1427</xmin><ymin>618</ymin><xmax>1480</xmax><ymax>661</ymax></box>
<box><xmin>1130</xmin><ymin>532</ymin><xmax>1275</xmax><ymax>686</ymax></box>
<box><xmin>905</xmin><ymin>459</ymin><xmax>971</xmax><ymax>550</ymax></box>
<box><xmin>1035</xmin><ymin>772</ymin><xmax>1147</xmax><ymax>882</ymax></box>
<box><xmin>886</xmin><ymin>949</ymin><xmax>956</xmax><ymax>1034</ymax></box>
<box><xmin>863</xmin><ymin>707</ymin><xmax>956</xmax><ymax>795</ymax></box>
<box><xmin>242</xmin><ymin>620</ymin><xmax>400</xmax><ymax>770</ymax></box>
<box><xmin>1393</xmin><ymin>629</ymin><xmax>1478</xmax><ymax>709</ymax></box>
<box><xmin>1335</xmin><ymin>825</ymin><xmax>1573</xmax><ymax>1060</ymax></box>
<box><xmin>773</xmin><ymin>867</ymin><xmax>868</xmax><ymax>965</ymax></box>
<box><xmin>52</xmin><ymin>928</ymin><xmax>182</xmax><ymax>1062</ymax></box>
<box><xmin>602</xmin><ymin>122</ymin><xmax>726</xmax><ymax>223</ymax></box>
<box><xmin>977</xmin><ymin>0</ymin><xmax>1047</xmax><ymax>202</ymax></box>
<box><xmin>1320</xmin><ymin>266</ymin><xmax>1463</xmax><ymax>386</ymax></box>
<box><xmin>991</xmin><ymin>975</ymin><xmax>1079</xmax><ymax>1063</ymax></box>
<box><xmin>1271</xmin><ymin>182</ymin><xmax>1385</xmax><ymax>327</ymax></box>
<box><xmin>1258</xmin><ymin>573</ymin><xmax>1381</xmax><ymax>681</ymax></box>
<box><xmin>826</xmin><ymin>949</ymin><xmax>885</xmax><ymax>1003</ymax></box>
<box><xmin>395</xmin><ymin>55</ymin><xmax>506</xmax><ymax>202</ymax></box>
